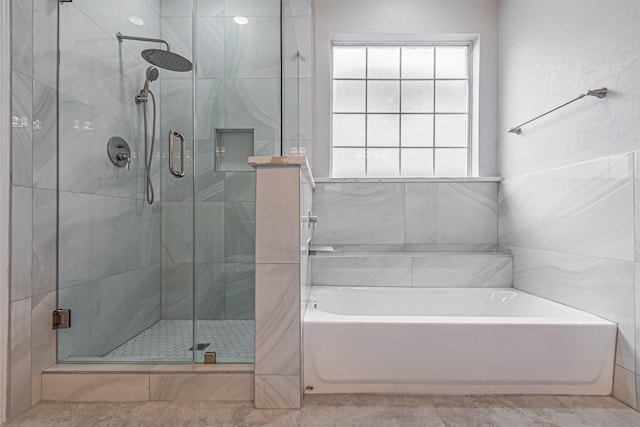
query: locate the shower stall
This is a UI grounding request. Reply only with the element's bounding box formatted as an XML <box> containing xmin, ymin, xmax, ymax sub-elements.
<box><xmin>55</xmin><ymin>0</ymin><xmax>311</xmax><ymax>364</ymax></box>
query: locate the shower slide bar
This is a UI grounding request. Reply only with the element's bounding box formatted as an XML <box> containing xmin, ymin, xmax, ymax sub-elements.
<box><xmin>507</xmin><ymin>87</ymin><xmax>607</xmax><ymax>134</ymax></box>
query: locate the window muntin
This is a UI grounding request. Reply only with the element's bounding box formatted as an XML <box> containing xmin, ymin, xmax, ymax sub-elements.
<box><xmin>332</xmin><ymin>44</ymin><xmax>470</xmax><ymax>177</ymax></box>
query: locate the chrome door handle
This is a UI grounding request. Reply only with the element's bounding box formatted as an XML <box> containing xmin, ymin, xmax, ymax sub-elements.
<box><xmin>168</xmin><ymin>129</ymin><xmax>186</xmax><ymax>178</ymax></box>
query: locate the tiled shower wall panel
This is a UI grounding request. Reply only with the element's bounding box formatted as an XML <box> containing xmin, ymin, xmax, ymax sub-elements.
<box><xmin>9</xmin><ymin>0</ymin><xmax>58</xmax><ymax>416</ymax></box>
<box><xmin>312</xmin><ymin>181</ymin><xmax>499</xmax><ymax>252</ymax></box>
<box><xmin>159</xmin><ymin>0</ymin><xmax>281</xmax><ymax>321</ymax></box>
<box><xmin>498</xmin><ymin>152</ymin><xmax>638</xmax><ymax>409</ymax></box>
<box><xmin>55</xmin><ymin>0</ymin><xmax>162</xmax><ymax>356</ymax></box>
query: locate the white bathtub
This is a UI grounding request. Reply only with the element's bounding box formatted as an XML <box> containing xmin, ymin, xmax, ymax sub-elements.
<box><xmin>303</xmin><ymin>286</ymin><xmax>617</xmax><ymax>395</ymax></box>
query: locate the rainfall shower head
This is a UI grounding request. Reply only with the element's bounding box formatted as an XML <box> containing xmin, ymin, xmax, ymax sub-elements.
<box><xmin>116</xmin><ymin>31</ymin><xmax>193</xmax><ymax>72</ymax></box>
<box><xmin>141</xmin><ymin>49</ymin><xmax>193</xmax><ymax>72</ymax></box>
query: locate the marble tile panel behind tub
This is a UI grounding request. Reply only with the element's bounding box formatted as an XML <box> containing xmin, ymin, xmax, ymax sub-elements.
<box><xmin>403</xmin><ymin>183</ymin><xmax>438</xmax><ymax>245</ymax></box>
<box><xmin>31</xmin><ymin>291</ymin><xmax>57</xmax><ymax>405</ymax></box>
<box><xmin>11</xmin><ymin>71</ymin><xmax>32</xmax><ymax>188</ymax></box>
<box><xmin>311</xmin><ymin>255</ymin><xmax>412</xmax><ymax>287</ymax></box>
<box><xmin>436</xmin><ymin>183</ymin><xmax>498</xmax><ymax>245</ymax></box>
<box><xmin>32</xmin><ymin>81</ymin><xmax>57</xmax><ymax>190</ymax></box>
<box><xmin>9</xmin><ymin>298</ymin><xmax>32</xmax><ymax>417</ymax></box>
<box><xmin>11</xmin><ymin>0</ymin><xmax>32</xmax><ymax>77</ymax></box>
<box><xmin>32</xmin><ymin>189</ymin><xmax>56</xmax><ymax>297</ymax></box>
<box><xmin>507</xmin><ymin>245</ymin><xmax>635</xmax><ymax>372</ymax></box>
<box><xmin>313</xmin><ymin>183</ymin><xmax>405</xmax><ymax>245</ymax></box>
<box><xmin>411</xmin><ymin>253</ymin><xmax>512</xmax><ymax>287</ymax></box>
<box><xmin>59</xmin><ymin>191</ymin><xmax>160</xmax><ymax>287</ymax></box>
<box><xmin>11</xmin><ymin>186</ymin><xmax>32</xmax><ymax>302</ymax></box>
<box><xmin>499</xmin><ymin>154</ymin><xmax>634</xmax><ymax>262</ymax></box>
<box><xmin>57</xmin><ymin>264</ymin><xmax>160</xmax><ymax>358</ymax></box>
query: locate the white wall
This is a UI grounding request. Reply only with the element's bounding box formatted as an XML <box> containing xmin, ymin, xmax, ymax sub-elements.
<box><xmin>498</xmin><ymin>0</ymin><xmax>640</xmax><ymax>178</ymax></box>
<box><xmin>312</xmin><ymin>0</ymin><xmax>499</xmax><ymax>177</ymax></box>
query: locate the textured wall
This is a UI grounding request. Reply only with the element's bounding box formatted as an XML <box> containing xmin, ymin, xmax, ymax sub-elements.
<box><xmin>498</xmin><ymin>0</ymin><xmax>640</xmax><ymax>178</ymax></box>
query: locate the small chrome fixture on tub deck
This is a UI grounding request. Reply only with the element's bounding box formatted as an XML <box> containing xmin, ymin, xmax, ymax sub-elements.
<box><xmin>507</xmin><ymin>87</ymin><xmax>607</xmax><ymax>134</ymax></box>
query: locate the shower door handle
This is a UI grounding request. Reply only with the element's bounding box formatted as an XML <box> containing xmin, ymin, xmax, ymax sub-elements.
<box><xmin>168</xmin><ymin>129</ymin><xmax>186</xmax><ymax>178</ymax></box>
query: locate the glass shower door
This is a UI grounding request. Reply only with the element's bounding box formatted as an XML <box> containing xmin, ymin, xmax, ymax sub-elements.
<box><xmin>56</xmin><ymin>0</ymin><xmax>195</xmax><ymax>362</ymax></box>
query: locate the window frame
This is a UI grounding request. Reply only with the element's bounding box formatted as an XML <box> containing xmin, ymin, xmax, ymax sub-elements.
<box><xmin>330</xmin><ymin>41</ymin><xmax>474</xmax><ymax>178</ymax></box>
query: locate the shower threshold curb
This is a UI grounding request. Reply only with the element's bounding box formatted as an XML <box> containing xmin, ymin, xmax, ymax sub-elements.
<box><xmin>41</xmin><ymin>364</ymin><xmax>255</xmax><ymax>402</ymax></box>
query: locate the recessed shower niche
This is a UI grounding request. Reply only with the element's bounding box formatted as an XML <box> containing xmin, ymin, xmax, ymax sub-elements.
<box><xmin>215</xmin><ymin>129</ymin><xmax>255</xmax><ymax>172</ymax></box>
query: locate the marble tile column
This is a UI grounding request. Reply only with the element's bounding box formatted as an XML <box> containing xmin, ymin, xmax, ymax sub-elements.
<box><xmin>251</xmin><ymin>156</ymin><xmax>312</xmax><ymax>409</ymax></box>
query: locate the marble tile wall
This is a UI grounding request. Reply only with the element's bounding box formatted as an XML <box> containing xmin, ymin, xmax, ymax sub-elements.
<box><xmin>54</xmin><ymin>0</ymin><xmax>163</xmax><ymax>364</ymax></box>
<box><xmin>313</xmin><ymin>181</ymin><xmax>499</xmax><ymax>251</ymax></box>
<box><xmin>159</xmin><ymin>0</ymin><xmax>282</xmax><ymax>323</ymax></box>
<box><xmin>498</xmin><ymin>152</ymin><xmax>640</xmax><ymax>409</ymax></box>
<box><xmin>253</xmin><ymin>157</ymin><xmax>313</xmax><ymax>409</ymax></box>
<box><xmin>8</xmin><ymin>0</ymin><xmax>59</xmax><ymax>417</ymax></box>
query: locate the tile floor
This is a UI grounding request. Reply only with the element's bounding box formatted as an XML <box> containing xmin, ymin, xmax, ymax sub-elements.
<box><xmin>103</xmin><ymin>320</ymin><xmax>254</xmax><ymax>363</ymax></box>
<box><xmin>6</xmin><ymin>394</ymin><xmax>640</xmax><ymax>426</ymax></box>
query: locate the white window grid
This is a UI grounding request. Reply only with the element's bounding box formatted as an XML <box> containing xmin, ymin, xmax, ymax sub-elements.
<box><xmin>331</xmin><ymin>42</ymin><xmax>472</xmax><ymax>177</ymax></box>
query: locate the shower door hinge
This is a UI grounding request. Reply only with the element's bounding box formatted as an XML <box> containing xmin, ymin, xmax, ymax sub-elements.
<box><xmin>52</xmin><ymin>309</ymin><xmax>71</xmax><ymax>329</ymax></box>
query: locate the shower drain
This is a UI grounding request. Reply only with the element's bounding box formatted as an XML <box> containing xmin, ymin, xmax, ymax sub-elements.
<box><xmin>188</xmin><ymin>343</ymin><xmax>211</xmax><ymax>351</ymax></box>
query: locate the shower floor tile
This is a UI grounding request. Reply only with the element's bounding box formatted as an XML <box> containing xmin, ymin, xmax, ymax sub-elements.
<box><xmin>103</xmin><ymin>320</ymin><xmax>254</xmax><ymax>363</ymax></box>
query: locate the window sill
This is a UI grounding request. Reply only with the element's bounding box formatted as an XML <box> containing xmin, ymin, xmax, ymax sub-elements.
<box><xmin>314</xmin><ymin>177</ymin><xmax>502</xmax><ymax>183</ymax></box>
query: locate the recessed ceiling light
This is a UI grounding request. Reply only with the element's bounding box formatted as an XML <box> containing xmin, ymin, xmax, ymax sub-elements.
<box><xmin>234</xmin><ymin>16</ymin><xmax>249</xmax><ymax>25</ymax></box>
<box><xmin>128</xmin><ymin>16</ymin><xmax>144</xmax><ymax>26</ymax></box>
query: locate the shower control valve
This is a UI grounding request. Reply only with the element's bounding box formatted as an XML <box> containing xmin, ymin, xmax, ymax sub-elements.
<box><xmin>116</xmin><ymin>153</ymin><xmax>131</xmax><ymax>170</ymax></box>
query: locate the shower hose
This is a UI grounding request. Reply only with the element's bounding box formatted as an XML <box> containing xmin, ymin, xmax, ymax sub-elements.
<box><xmin>143</xmin><ymin>90</ymin><xmax>156</xmax><ymax>205</ymax></box>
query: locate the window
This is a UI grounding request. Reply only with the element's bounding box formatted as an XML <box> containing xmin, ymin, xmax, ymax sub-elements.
<box><xmin>331</xmin><ymin>44</ymin><xmax>471</xmax><ymax>177</ymax></box>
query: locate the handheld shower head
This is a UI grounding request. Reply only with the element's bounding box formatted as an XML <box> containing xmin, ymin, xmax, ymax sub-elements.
<box><xmin>146</xmin><ymin>66</ymin><xmax>159</xmax><ymax>82</ymax></box>
<box><xmin>137</xmin><ymin>67</ymin><xmax>159</xmax><ymax>103</ymax></box>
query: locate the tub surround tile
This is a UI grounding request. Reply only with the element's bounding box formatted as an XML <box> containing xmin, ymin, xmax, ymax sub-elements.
<box><xmin>412</xmin><ymin>253</ymin><xmax>512</xmax><ymax>287</ymax></box>
<box><xmin>506</xmin><ymin>245</ymin><xmax>636</xmax><ymax>372</ymax></box>
<box><xmin>42</xmin><ymin>374</ymin><xmax>150</xmax><ymax>402</ymax></box>
<box><xmin>311</xmin><ymin>256</ymin><xmax>412</xmax><ymax>287</ymax></box>
<box><xmin>499</xmin><ymin>153</ymin><xmax>634</xmax><ymax>262</ymax></box>
<box><xmin>313</xmin><ymin>183</ymin><xmax>405</xmax><ymax>245</ymax></box>
<box><xmin>254</xmin><ymin>375</ymin><xmax>301</xmax><ymax>409</ymax></box>
<box><xmin>9</xmin><ymin>299</ymin><xmax>32</xmax><ymax>418</ymax></box>
<box><xmin>255</xmin><ymin>167</ymin><xmax>300</xmax><ymax>264</ymax></box>
<box><xmin>149</xmin><ymin>373</ymin><xmax>253</xmax><ymax>401</ymax></box>
<box><xmin>255</xmin><ymin>264</ymin><xmax>300</xmax><ymax>375</ymax></box>
<box><xmin>614</xmin><ymin>365</ymin><xmax>637</xmax><ymax>409</ymax></box>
